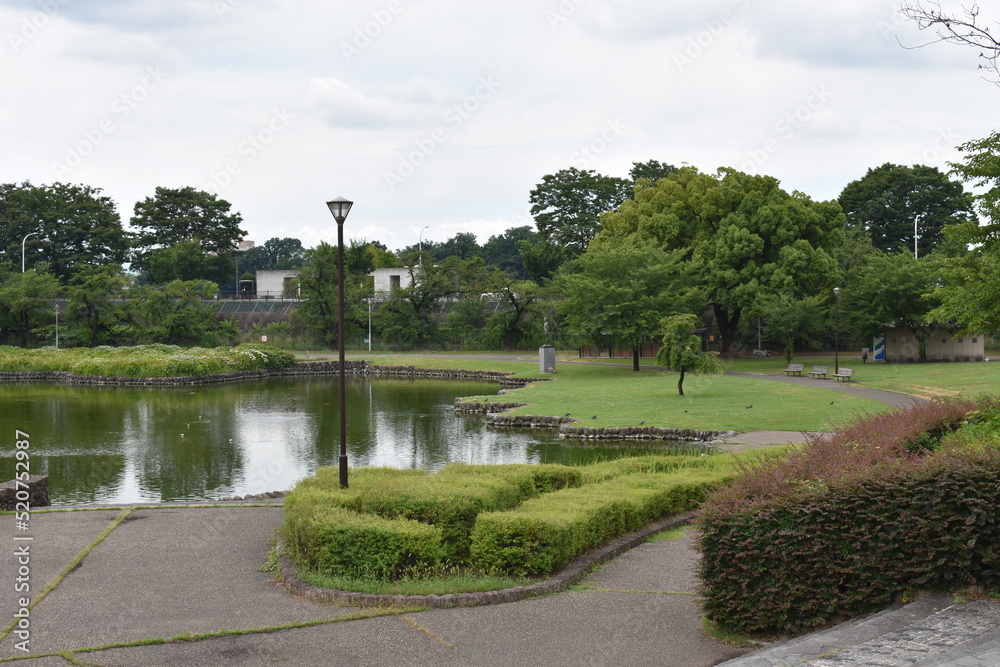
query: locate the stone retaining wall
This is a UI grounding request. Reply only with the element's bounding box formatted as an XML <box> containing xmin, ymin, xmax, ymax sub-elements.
<box><xmin>0</xmin><ymin>475</ymin><xmax>49</xmax><ymax>510</ymax></box>
<box><xmin>0</xmin><ymin>361</ymin><xmax>539</xmax><ymax>388</ymax></box>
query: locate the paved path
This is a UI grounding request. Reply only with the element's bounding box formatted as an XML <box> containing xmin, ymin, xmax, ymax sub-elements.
<box><xmin>0</xmin><ymin>506</ymin><xmax>748</xmax><ymax>667</ymax></box>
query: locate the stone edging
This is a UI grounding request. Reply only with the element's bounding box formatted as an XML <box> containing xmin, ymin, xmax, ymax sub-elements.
<box><xmin>0</xmin><ymin>361</ymin><xmax>541</xmax><ymax>388</ymax></box>
<box><xmin>278</xmin><ymin>511</ymin><xmax>697</xmax><ymax>609</ymax></box>
<box><xmin>454</xmin><ymin>398</ymin><xmax>734</xmax><ymax>442</ymax></box>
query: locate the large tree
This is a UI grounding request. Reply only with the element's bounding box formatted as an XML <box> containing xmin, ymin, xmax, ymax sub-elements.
<box><xmin>629</xmin><ymin>159</ymin><xmax>678</xmax><ymax>185</ymax></box>
<box><xmin>294</xmin><ymin>242</ymin><xmax>373</xmax><ymax>350</ymax></box>
<box><xmin>0</xmin><ymin>182</ymin><xmax>128</xmax><ymax>282</ymax></box>
<box><xmin>120</xmin><ymin>280</ymin><xmax>235</xmax><ymax>346</ymax></box>
<box><xmin>147</xmin><ymin>238</ymin><xmax>235</xmax><ymax>285</ymax></box>
<box><xmin>130</xmin><ymin>186</ymin><xmax>246</xmax><ymax>273</ymax></box>
<box><xmin>481</xmin><ymin>225</ymin><xmax>537</xmax><ymax>279</ymax></box>
<box><xmin>529</xmin><ymin>167</ymin><xmax>631</xmax><ymax>256</ymax></box>
<box><xmin>599</xmin><ymin>166</ymin><xmax>845</xmax><ymax>357</ymax></box>
<box><xmin>65</xmin><ymin>264</ymin><xmax>128</xmax><ymax>347</ymax></box>
<box><xmin>0</xmin><ymin>270</ymin><xmax>60</xmax><ymax>347</ymax></box>
<box><xmin>552</xmin><ymin>236</ymin><xmax>700</xmax><ymax>371</ymax></box>
<box><xmin>838</xmin><ymin>163</ymin><xmax>975</xmax><ymax>256</ymax></box>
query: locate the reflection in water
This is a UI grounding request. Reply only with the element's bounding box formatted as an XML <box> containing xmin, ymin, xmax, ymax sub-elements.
<box><xmin>0</xmin><ymin>377</ymin><xmax>681</xmax><ymax>505</ymax></box>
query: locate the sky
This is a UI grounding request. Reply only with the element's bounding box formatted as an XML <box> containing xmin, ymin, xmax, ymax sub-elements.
<box><xmin>1</xmin><ymin>0</ymin><xmax>996</xmax><ymax>253</ymax></box>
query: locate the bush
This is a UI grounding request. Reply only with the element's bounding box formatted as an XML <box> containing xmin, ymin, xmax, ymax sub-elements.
<box><xmin>697</xmin><ymin>399</ymin><xmax>1000</xmax><ymax>636</ymax></box>
<box><xmin>470</xmin><ymin>470</ymin><xmax>730</xmax><ymax>576</ymax></box>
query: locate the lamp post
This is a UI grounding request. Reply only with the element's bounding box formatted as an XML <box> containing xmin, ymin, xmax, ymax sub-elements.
<box><xmin>833</xmin><ymin>287</ymin><xmax>841</xmax><ymax>375</ymax></box>
<box><xmin>326</xmin><ymin>196</ymin><xmax>353</xmax><ymax>489</ymax></box>
<box><xmin>418</xmin><ymin>225</ymin><xmax>429</xmax><ymax>265</ymax></box>
<box><xmin>21</xmin><ymin>232</ymin><xmax>37</xmax><ymax>273</ymax></box>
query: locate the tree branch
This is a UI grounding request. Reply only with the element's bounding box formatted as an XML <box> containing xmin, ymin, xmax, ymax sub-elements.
<box><xmin>899</xmin><ymin>1</ymin><xmax>1000</xmax><ymax>84</ymax></box>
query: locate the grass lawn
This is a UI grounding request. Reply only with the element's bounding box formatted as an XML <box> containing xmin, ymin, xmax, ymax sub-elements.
<box><xmin>354</xmin><ymin>354</ymin><xmax>886</xmax><ymax>432</ymax></box>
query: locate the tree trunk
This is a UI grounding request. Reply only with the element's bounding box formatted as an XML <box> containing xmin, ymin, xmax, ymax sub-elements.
<box><xmin>713</xmin><ymin>304</ymin><xmax>742</xmax><ymax>358</ymax></box>
<box><xmin>633</xmin><ymin>345</ymin><xmax>641</xmax><ymax>372</ymax></box>
<box><xmin>677</xmin><ymin>366</ymin><xmax>686</xmax><ymax>396</ymax></box>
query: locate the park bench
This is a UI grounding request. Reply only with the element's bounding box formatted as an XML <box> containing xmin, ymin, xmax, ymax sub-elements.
<box><xmin>832</xmin><ymin>368</ymin><xmax>854</xmax><ymax>382</ymax></box>
<box><xmin>782</xmin><ymin>363</ymin><xmax>804</xmax><ymax>376</ymax></box>
<box><xmin>807</xmin><ymin>365</ymin><xmax>829</xmax><ymax>379</ymax></box>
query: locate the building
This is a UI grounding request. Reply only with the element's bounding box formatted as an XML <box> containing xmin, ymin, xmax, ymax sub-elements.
<box><xmin>255</xmin><ymin>270</ymin><xmax>299</xmax><ymax>299</ymax></box>
<box><xmin>884</xmin><ymin>328</ymin><xmax>985</xmax><ymax>362</ymax></box>
<box><xmin>370</xmin><ymin>267</ymin><xmax>412</xmax><ymax>294</ymax></box>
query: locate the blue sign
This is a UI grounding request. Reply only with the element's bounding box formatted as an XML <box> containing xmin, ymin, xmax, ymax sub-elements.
<box><xmin>873</xmin><ymin>335</ymin><xmax>885</xmax><ymax>362</ymax></box>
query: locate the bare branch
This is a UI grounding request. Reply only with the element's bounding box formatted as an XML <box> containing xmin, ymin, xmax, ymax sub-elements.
<box><xmin>899</xmin><ymin>1</ymin><xmax>1000</xmax><ymax>84</ymax></box>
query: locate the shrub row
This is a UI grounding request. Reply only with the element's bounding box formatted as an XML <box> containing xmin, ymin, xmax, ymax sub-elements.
<box><xmin>283</xmin><ymin>463</ymin><xmax>583</xmax><ymax>577</ymax></box>
<box><xmin>284</xmin><ymin>453</ymin><xmax>748</xmax><ymax>581</ymax></box>
<box><xmin>470</xmin><ymin>469</ymin><xmax>731</xmax><ymax>576</ymax></box>
<box><xmin>697</xmin><ymin>399</ymin><xmax>1000</xmax><ymax>636</ymax></box>
<box><xmin>0</xmin><ymin>344</ymin><xmax>296</xmax><ymax>377</ymax></box>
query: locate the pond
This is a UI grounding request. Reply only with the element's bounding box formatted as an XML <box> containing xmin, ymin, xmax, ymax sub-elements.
<box><xmin>0</xmin><ymin>377</ymin><xmax>687</xmax><ymax>505</ymax></box>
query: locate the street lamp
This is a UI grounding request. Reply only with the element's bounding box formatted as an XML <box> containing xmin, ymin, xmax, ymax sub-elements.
<box><xmin>418</xmin><ymin>225</ymin><xmax>429</xmax><ymax>265</ymax></box>
<box><xmin>21</xmin><ymin>232</ymin><xmax>37</xmax><ymax>273</ymax></box>
<box><xmin>833</xmin><ymin>287</ymin><xmax>841</xmax><ymax>375</ymax></box>
<box><xmin>326</xmin><ymin>196</ymin><xmax>353</xmax><ymax>489</ymax></box>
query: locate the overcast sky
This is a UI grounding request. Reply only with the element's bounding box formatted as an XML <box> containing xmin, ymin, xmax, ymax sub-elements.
<box><xmin>1</xmin><ymin>0</ymin><xmax>996</xmax><ymax>252</ymax></box>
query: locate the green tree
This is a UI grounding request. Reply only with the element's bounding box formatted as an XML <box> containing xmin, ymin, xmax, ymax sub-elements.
<box><xmin>481</xmin><ymin>226</ymin><xmax>537</xmax><ymax>279</ymax></box>
<box><xmin>654</xmin><ymin>314</ymin><xmax>723</xmax><ymax>396</ymax></box>
<box><xmin>529</xmin><ymin>167</ymin><xmax>631</xmax><ymax>255</ymax></box>
<box><xmin>0</xmin><ymin>270</ymin><xmax>60</xmax><ymax>347</ymax></box>
<box><xmin>844</xmin><ymin>252</ymin><xmax>943</xmax><ymax>359</ymax></box>
<box><xmin>923</xmin><ymin>131</ymin><xmax>1000</xmax><ymax>335</ymax></box>
<box><xmin>0</xmin><ymin>182</ymin><xmax>128</xmax><ymax>282</ymax></box>
<box><xmin>484</xmin><ymin>272</ymin><xmax>542</xmax><ymax>351</ymax></box>
<box><xmin>517</xmin><ymin>238</ymin><xmax>565</xmax><ymax>285</ymax></box>
<box><xmin>438</xmin><ymin>232</ymin><xmax>482</xmax><ymax>260</ymax></box>
<box><xmin>552</xmin><ymin>236</ymin><xmax>700</xmax><ymax>371</ymax></box>
<box><xmin>754</xmin><ymin>293</ymin><xmax>829</xmax><ymax>363</ymax></box>
<box><xmin>130</xmin><ymin>186</ymin><xmax>246</xmax><ymax>275</ymax></box>
<box><xmin>629</xmin><ymin>159</ymin><xmax>678</xmax><ymax>185</ymax></box>
<box><xmin>147</xmin><ymin>238</ymin><xmax>235</xmax><ymax>285</ymax></box>
<box><xmin>294</xmin><ymin>242</ymin><xmax>372</xmax><ymax>350</ymax></box>
<box><xmin>600</xmin><ymin>166</ymin><xmax>845</xmax><ymax>357</ymax></box>
<box><xmin>120</xmin><ymin>280</ymin><xmax>234</xmax><ymax>346</ymax></box>
<box><xmin>65</xmin><ymin>265</ymin><xmax>128</xmax><ymax>347</ymax></box>
<box><xmin>838</xmin><ymin>163</ymin><xmax>975</xmax><ymax>256</ymax></box>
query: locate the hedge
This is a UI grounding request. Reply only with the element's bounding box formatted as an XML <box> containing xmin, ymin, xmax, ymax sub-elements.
<box><xmin>469</xmin><ymin>469</ymin><xmax>731</xmax><ymax>576</ymax></box>
<box><xmin>697</xmin><ymin>400</ymin><xmax>1000</xmax><ymax>636</ymax></box>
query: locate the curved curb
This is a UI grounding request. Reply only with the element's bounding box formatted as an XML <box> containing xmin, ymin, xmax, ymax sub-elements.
<box><xmin>278</xmin><ymin>511</ymin><xmax>697</xmax><ymax>609</ymax></box>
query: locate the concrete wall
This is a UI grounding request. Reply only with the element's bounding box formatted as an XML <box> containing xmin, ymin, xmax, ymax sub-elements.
<box><xmin>884</xmin><ymin>329</ymin><xmax>985</xmax><ymax>362</ymax></box>
<box><xmin>256</xmin><ymin>270</ymin><xmax>299</xmax><ymax>298</ymax></box>
<box><xmin>370</xmin><ymin>267</ymin><xmax>412</xmax><ymax>293</ymax></box>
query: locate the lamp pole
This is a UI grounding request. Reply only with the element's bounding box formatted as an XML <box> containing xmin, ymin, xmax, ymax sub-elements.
<box><xmin>833</xmin><ymin>287</ymin><xmax>841</xmax><ymax>375</ymax></box>
<box><xmin>21</xmin><ymin>232</ymin><xmax>37</xmax><ymax>273</ymax></box>
<box><xmin>418</xmin><ymin>225</ymin><xmax>429</xmax><ymax>265</ymax></box>
<box><xmin>326</xmin><ymin>196</ymin><xmax>354</xmax><ymax>489</ymax></box>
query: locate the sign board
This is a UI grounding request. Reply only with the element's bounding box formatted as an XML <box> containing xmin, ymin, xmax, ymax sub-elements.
<box><xmin>872</xmin><ymin>335</ymin><xmax>885</xmax><ymax>362</ymax></box>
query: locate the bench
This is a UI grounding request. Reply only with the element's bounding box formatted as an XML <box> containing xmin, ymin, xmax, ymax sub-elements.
<box><xmin>807</xmin><ymin>365</ymin><xmax>829</xmax><ymax>379</ymax></box>
<box><xmin>782</xmin><ymin>363</ymin><xmax>804</xmax><ymax>376</ymax></box>
<box><xmin>832</xmin><ymin>368</ymin><xmax>854</xmax><ymax>382</ymax></box>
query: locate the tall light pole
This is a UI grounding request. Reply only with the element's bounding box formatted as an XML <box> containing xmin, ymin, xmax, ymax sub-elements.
<box><xmin>833</xmin><ymin>287</ymin><xmax>841</xmax><ymax>375</ymax></box>
<box><xmin>418</xmin><ymin>225</ymin><xmax>429</xmax><ymax>265</ymax></box>
<box><xmin>914</xmin><ymin>215</ymin><xmax>919</xmax><ymax>259</ymax></box>
<box><xmin>326</xmin><ymin>196</ymin><xmax>353</xmax><ymax>489</ymax></box>
<box><xmin>21</xmin><ymin>232</ymin><xmax>37</xmax><ymax>272</ymax></box>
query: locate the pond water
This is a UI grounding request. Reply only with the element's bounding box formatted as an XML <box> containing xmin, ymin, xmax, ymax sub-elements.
<box><xmin>0</xmin><ymin>377</ymin><xmax>687</xmax><ymax>505</ymax></box>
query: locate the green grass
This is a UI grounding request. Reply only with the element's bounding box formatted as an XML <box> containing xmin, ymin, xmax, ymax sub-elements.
<box><xmin>460</xmin><ymin>363</ymin><xmax>885</xmax><ymax>432</ymax></box>
<box><xmin>0</xmin><ymin>344</ymin><xmax>296</xmax><ymax>377</ymax></box>
<box><xmin>297</xmin><ymin>567</ymin><xmax>533</xmax><ymax>596</ymax></box>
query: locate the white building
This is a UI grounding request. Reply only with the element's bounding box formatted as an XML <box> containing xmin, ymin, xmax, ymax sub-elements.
<box><xmin>369</xmin><ymin>267</ymin><xmax>412</xmax><ymax>294</ymax></box>
<box><xmin>255</xmin><ymin>270</ymin><xmax>299</xmax><ymax>299</ymax></box>
<box><xmin>884</xmin><ymin>328</ymin><xmax>986</xmax><ymax>362</ymax></box>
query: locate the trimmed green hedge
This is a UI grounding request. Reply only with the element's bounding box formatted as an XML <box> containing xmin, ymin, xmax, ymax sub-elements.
<box><xmin>697</xmin><ymin>401</ymin><xmax>1000</xmax><ymax>636</ymax></box>
<box><xmin>469</xmin><ymin>470</ymin><xmax>731</xmax><ymax>576</ymax></box>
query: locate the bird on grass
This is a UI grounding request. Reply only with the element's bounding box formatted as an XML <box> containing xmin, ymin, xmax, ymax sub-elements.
<box><xmin>564</xmin><ymin>412</ymin><xmax>571</xmax><ymax>416</ymax></box>
<box><xmin>745</xmin><ymin>404</ymin><xmax>753</xmax><ymax>409</ymax></box>
<box><xmin>591</xmin><ymin>415</ymin><xmax>597</xmax><ymax>419</ymax></box>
